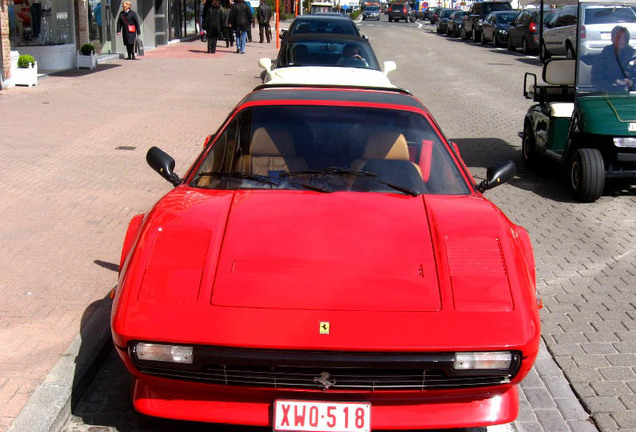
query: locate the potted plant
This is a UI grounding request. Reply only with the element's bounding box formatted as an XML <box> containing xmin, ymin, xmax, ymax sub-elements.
<box><xmin>13</xmin><ymin>54</ymin><xmax>38</xmax><ymax>87</ymax></box>
<box><xmin>76</xmin><ymin>43</ymin><xmax>97</xmax><ymax>69</ymax></box>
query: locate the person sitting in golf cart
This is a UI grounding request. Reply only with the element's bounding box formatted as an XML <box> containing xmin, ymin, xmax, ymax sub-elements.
<box><xmin>591</xmin><ymin>25</ymin><xmax>636</xmax><ymax>92</ymax></box>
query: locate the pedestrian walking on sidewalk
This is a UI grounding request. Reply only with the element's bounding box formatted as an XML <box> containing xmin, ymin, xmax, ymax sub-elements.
<box><xmin>116</xmin><ymin>1</ymin><xmax>141</xmax><ymax>60</ymax></box>
<box><xmin>202</xmin><ymin>0</ymin><xmax>224</xmax><ymax>53</ymax></box>
<box><xmin>247</xmin><ymin>1</ymin><xmax>255</xmax><ymax>42</ymax></box>
<box><xmin>223</xmin><ymin>0</ymin><xmax>235</xmax><ymax>47</ymax></box>
<box><xmin>229</xmin><ymin>0</ymin><xmax>252</xmax><ymax>54</ymax></box>
<box><xmin>257</xmin><ymin>0</ymin><xmax>272</xmax><ymax>43</ymax></box>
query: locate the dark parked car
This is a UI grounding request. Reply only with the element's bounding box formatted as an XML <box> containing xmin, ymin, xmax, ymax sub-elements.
<box><xmin>446</xmin><ymin>10</ymin><xmax>468</xmax><ymax>37</ymax></box>
<box><xmin>282</xmin><ymin>13</ymin><xmax>361</xmax><ymax>39</ymax></box>
<box><xmin>389</xmin><ymin>2</ymin><xmax>416</xmax><ymax>22</ymax></box>
<box><xmin>461</xmin><ymin>1</ymin><xmax>512</xmax><ymax>41</ymax></box>
<box><xmin>436</xmin><ymin>8</ymin><xmax>458</xmax><ymax>34</ymax></box>
<box><xmin>480</xmin><ymin>10</ymin><xmax>519</xmax><ymax>46</ymax></box>
<box><xmin>429</xmin><ymin>6</ymin><xmax>443</xmax><ymax>24</ymax></box>
<box><xmin>507</xmin><ymin>8</ymin><xmax>555</xmax><ymax>54</ymax></box>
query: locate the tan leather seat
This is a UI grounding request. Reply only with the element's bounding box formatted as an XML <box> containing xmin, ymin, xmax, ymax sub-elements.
<box><xmin>247</xmin><ymin>127</ymin><xmax>307</xmax><ymax>176</ymax></box>
<box><xmin>351</xmin><ymin>132</ymin><xmax>422</xmax><ymax>177</ymax></box>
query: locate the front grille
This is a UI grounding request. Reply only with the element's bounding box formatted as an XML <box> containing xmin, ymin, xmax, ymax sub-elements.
<box><xmin>138</xmin><ymin>365</ymin><xmax>510</xmax><ymax>390</ymax></box>
<box><xmin>131</xmin><ymin>345</ymin><xmax>519</xmax><ymax>392</ymax></box>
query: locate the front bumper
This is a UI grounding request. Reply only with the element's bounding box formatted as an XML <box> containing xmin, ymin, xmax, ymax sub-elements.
<box><xmin>132</xmin><ymin>374</ymin><xmax>519</xmax><ymax>428</ymax></box>
<box><xmin>117</xmin><ymin>345</ymin><xmax>522</xmax><ymax>428</ymax></box>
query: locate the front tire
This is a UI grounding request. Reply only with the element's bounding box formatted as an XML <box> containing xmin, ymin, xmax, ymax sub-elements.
<box><xmin>481</xmin><ymin>31</ymin><xmax>486</xmax><ymax>44</ymax></box>
<box><xmin>507</xmin><ymin>36</ymin><xmax>515</xmax><ymax>51</ymax></box>
<box><xmin>522</xmin><ymin>37</ymin><xmax>530</xmax><ymax>55</ymax></box>
<box><xmin>569</xmin><ymin>148</ymin><xmax>605</xmax><ymax>202</ymax></box>
<box><xmin>522</xmin><ymin>124</ymin><xmax>538</xmax><ymax>167</ymax></box>
<box><xmin>492</xmin><ymin>33</ymin><xmax>497</xmax><ymax>47</ymax></box>
<box><xmin>472</xmin><ymin>28</ymin><xmax>477</xmax><ymax>41</ymax></box>
<box><xmin>460</xmin><ymin>26</ymin><xmax>468</xmax><ymax>40</ymax></box>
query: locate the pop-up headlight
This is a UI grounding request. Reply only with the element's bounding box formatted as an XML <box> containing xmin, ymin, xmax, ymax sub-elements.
<box><xmin>135</xmin><ymin>342</ymin><xmax>194</xmax><ymax>364</ymax></box>
<box><xmin>454</xmin><ymin>352</ymin><xmax>512</xmax><ymax>370</ymax></box>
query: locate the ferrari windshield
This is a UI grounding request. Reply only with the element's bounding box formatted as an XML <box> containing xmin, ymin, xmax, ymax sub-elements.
<box><xmin>576</xmin><ymin>0</ymin><xmax>636</xmax><ymax>94</ymax></box>
<box><xmin>192</xmin><ymin>106</ymin><xmax>470</xmax><ymax>195</ymax></box>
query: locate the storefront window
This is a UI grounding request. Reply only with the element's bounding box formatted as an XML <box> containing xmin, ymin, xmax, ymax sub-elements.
<box><xmin>169</xmin><ymin>0</ymin><xmax>197</xmax><ymax>40</ymax></box>
<box><xmin>185</xmin><ymin>0</ymin><xmax>196</xmax><ymax>34</ymax></box>
<box><xmin>88</xmin><ymin>0</ymin><xmax>107</xmax><ymax>52</ymax></box>
<box><xmin>10</xmin><ymin>0</ymin><xmax>73</xmax><ymax>46</ymax></box>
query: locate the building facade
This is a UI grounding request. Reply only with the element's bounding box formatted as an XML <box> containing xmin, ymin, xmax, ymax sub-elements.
<box><xmin>0</xmin><ymin>0</ymin><xmax>205</xmax><ymax>88</ymax></box>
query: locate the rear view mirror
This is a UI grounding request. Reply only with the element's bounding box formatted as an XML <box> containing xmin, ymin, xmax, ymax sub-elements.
<box><xmin>259</xmin><ymin>57</ymin><xmax>273</xmax><ymax>72</ymax></box>
<box><xmin>280</xmin><ymin>30</ymin><xmax>288</xmax><ymax>39</ymax></box>
<box><xmin>477</xmin><ymin>160</ymin><xmax>516</xmax><ymax>192</ymax></box>
<box><xmin>383</xmin><ymin>61</ymin><xmax>397</xmax><ymax>75</ymax></box>
<box><xmin>146</xmin><ymin>146</ymin><xmax>181</xmax><ymax>186</ymax></box>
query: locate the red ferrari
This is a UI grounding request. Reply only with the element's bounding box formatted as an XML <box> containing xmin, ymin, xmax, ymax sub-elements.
<box><xmin>111</xmin><ymin>85</ymin><xmax>541</xmax><ymax>430</ymax></box>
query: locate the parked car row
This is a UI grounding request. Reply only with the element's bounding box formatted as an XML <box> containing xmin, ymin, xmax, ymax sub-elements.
<box><xmin>429</xmin><ymin>1</ymin><xmax>636</xmax><ymax>59</ymax></box>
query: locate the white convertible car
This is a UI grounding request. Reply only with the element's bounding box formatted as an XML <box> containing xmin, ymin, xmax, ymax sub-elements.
<box><xmin>259</xmin><ymin>34</ymin><xmax>397</xmax><ymax>88</ymax></box>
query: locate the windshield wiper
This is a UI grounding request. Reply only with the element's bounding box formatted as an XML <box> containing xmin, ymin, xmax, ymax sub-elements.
<box><xmin>278</xmin><ymin>171</ymin><xmax>330</xmax><ymax>192</ymax></box>
<box><xmin>197</xmin><ymin>171</ymin><xmax>329</xmax><ymax>193</ymax></box>
<box><xmin>288</xmin><ymin>167</ymin><xmax>377</xmax><ymax>177</ymax></box>
<box><xmin>288</xmin><ymin>167</ymin><xmax>420</xmax><ymax>196</ymax></box>
<box><xmin>367</xmin><ymin>179</ymin><xmax>420</xmax><ymax>196</ymax></box>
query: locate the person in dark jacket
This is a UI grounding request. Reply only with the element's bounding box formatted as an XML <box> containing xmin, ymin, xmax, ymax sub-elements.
<box><xmin>257</xmin><ymin>0</ymin><xmax>272</xmax><ymax>43</ymax></box>
<box><xmin>202</xmin><ymin>0</ymin><xmax>224</xmax><ymax>53</ymax></box>
<box><xmin>591</xmin><ymin>26</ymin><xmax>635</xmax><ymax>92</ymax></box>
<box><xmin>116</xmin><ymin>1</ymin><xmax>141</xmax><ymax>60</ymax></box>
<box><xmin>229</xmin><ymin>0</ymin><xmax>252</xmax><ymax>53</ymax></box>
<box><xmin>223</xmin><ymin>1</ymin><xmax>235</xmax><ymax>47</ymax></box>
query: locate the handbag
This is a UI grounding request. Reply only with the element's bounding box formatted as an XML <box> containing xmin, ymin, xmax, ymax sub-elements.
<box><xmin>134</xmin><ymin>38</ymin><xmax>145</xmax><ymax>56</ymax></box>
<box><xmin>124</xmin><ymin>17</ymin><xmax>136</xmax><ymax>33</ymax></box>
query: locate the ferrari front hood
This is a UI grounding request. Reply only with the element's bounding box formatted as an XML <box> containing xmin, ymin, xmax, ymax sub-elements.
<box><xmin>116</xmin><ymin>189</ymin><xmax>536</xmax><ymax>351</ymax></box>
<box><xmin>211</xmin><ymin>190</ymin><xmax>440</xmax><ymax>311</ymax></box>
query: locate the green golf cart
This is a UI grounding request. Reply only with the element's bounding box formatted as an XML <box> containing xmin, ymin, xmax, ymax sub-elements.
<box><xmin>522</xmin><ymin>0</ymin><xmax>636</xmax><ymax>202</ymax></box>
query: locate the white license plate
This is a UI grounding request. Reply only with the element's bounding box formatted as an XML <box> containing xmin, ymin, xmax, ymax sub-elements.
<box><xmin>274</xmin><ymin>400</ymin><xmax>371</xmax><ymax>432</ymax></box>
<box><xmin>630</xmin><ymin>123</ymin><xmax>636</xmax><ymax>132</ymax></box>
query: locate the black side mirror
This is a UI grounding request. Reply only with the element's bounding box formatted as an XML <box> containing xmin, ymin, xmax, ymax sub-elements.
<box><xmin>477</xmin><ymin>160</ymin><xmax>516</xmax><ymax>192</ymax></box>
<box><xmin>146</xmin><ymin>146</ymin><xmax>181</xmax><ymax>186</ymax></box>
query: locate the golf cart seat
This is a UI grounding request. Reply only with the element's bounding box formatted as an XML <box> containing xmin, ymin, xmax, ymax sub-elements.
<box><xmin>524</xmin><ymin>59</ymin><xmax>576</xmax><ymax>104</ymax></box>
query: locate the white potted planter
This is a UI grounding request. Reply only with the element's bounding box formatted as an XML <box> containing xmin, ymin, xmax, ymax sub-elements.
<box><xmin>13</xmin><ymin>60</ymin><xmax>38</xmax><ymax>87</ymax></box>
<box><xmin>76</xmin><ymin>49</ymin><xmax>97</xmax><ymax>70</ymax></box>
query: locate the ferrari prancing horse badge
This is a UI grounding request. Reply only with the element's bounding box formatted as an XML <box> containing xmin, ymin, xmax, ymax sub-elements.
<box><xmin>319</xmin><ymin>322</ymin><xmax>330</xmax><ymax>334</ymax></box>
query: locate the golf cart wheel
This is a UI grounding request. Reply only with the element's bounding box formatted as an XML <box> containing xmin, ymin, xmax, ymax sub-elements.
<box><xmin>522</xmin><ymin>124</ymin><xmax>538</xmax><ymax>167</ymax></box>
<box><xmin>569</xmin><ymin>148</ymin><xmax>605</xmax><ymax>202</ymax></box>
